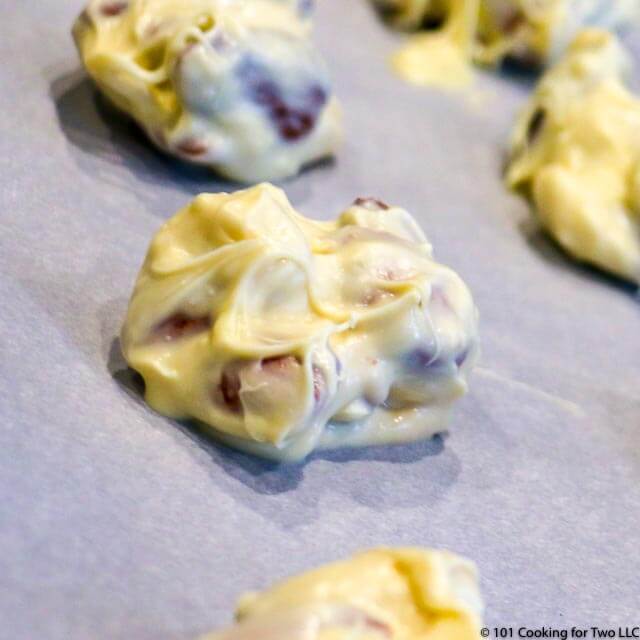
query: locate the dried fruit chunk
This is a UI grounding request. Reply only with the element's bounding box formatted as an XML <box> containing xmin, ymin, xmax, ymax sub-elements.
<box><xmin>151</xmin><ymin>313</ymin><xmax>210</xmax><ymax>343</ymax></box>
<box><xmin>101</xmin><ymin>1</ymin><xmax>128</xmax><ymax>17</ymax></box>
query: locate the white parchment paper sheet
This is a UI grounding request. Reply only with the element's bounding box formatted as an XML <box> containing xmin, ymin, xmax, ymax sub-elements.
<box><xmin>0</xmin><ymin>1</ymin><xmax>639</xmax><ymax>638</ymax></box>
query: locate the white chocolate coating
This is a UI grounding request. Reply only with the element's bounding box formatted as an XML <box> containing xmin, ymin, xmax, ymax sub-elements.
<box><xmin>377</xmin><ymin>0</ymin><xmax>640</xmax><ymax>87</ymax></box>
<box><xmin>73</xmin><ymin>0</ymin><xmax>341</xmax><ymax>183</ymax></box>
<box><xmin>201</xmin><ymin>547</ymin><xmax>484</xmax><ymax>639</ymax></box>
<box><xmin>507</xmin><ymin>30</ymin><xmax>640</xmax><ymax>284</ymax></box>
<box><xmin>121</xmin><ymin>184</ymin><xmax>478</xmax><ymax>461</ymax></box>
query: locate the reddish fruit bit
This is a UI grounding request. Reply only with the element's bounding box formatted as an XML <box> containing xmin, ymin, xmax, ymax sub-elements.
<box><xmin>361</xmin><ymin>289</ymin><xmax>394</xmax><ymax>306</ymax></box>
<box><xmin>261</xmin><ymin>356</ymin><xmax>325</xmax><ymax>404</ymax></box>
<box><xmin>363</xmin><ymin>616</ymin><xmax>392</xmax><ymax>637</ymax></box>
<box><xmin>429</xmin><ymin>286</ymin><xmax>453</xmax><ymax>313</ymax></box>
<box><xmin>244</xmin><ymin>64</ymin><xmax>326</xmax><ymax>141</ymax></box>
<box><xmin>280</xmin><ymin>112</ymin><xmax>315</xmax><ymax>141</ymax></box>
<box><xmin>361</xmin><ymin>290</ymin><xmax>381</xmax><ymax>306</ymax></box>
<box><xmin>176</xmin><ymin>139</ymin><xmax>208</xmax><ymax>156</ymax></box>
<box><xmin>251</xmin><ymin>79</ymin><xmax>280</xmax><ymax>108</ymax></box>
<box><xmin>256</xmin><ymin>84</ymin><xmax>321</xmax><ymax>141</ymax></box>
<box><xmin>376</xmin><ymin>266</ymin><xmax>416</xmax><ymax>281</ymax></box>
<box><xmin>332</xmin><ymin>608</ymin><xmax>392</xmax><ymax>637</ymax></box>
<box><xmin>219</xmin><ymin>369</ymin><xmax>242</xmax><ymax>413</ymax></box>
<box><xmin>376</xmin><ymin>267</ymin><xmax>396</xmax><ymax>281</ymax></box>
<box><xmin>353</xmin><ymin>197</ymin><xmax>389</xmax><ymax>211</ymax></box>
<box><xmin>312</xmin><ymin>364</ymin><xmax>325</xmax><ymax>403</ymax></box>
<box><xmin>152</xmin><ymin>313</ymin><xmax>210</xmax><ymax>342</ymax></box>
<box><xmin>261</xmin><ymin>355</ymin><xmax>300</xmax><ymax>374</ymax></box>
<box><xmin>101</xmin><ymin>1</ymin><xmax>128</xmax><ymax>17</ymax></box>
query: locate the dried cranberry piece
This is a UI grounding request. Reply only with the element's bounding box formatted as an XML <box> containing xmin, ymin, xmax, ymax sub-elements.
<box><xmin>152</xmin><ymin>313</ymin><xmax>210</xmax><ymax>342</ymax></box>
<box><xmin>312</xmin><ymin>364</ymin><xmax>325</xmax><ymax>403</ymax></box>
<box><xmin>331</xmin><ymin>607</ymin><xmax>392</xmax><ymax>637</ymax></box>
<box><xmin>217</xmin><ymin>356</ymin><xmax>326</xmax><ymax>414</ymax></box>
<box><xmin>261</xmin><ymin>356</ymin><xmax>325</xmax><ymax>404</ymax></box>
<box><xmin>176</xmin><ymin>139</ymin><xmax>208</xmax><ymax>156</ymax></box>
<box><xmin>101</xmin><ymin>1</ymin><xmax>128</xmax><ymax>17</ymax></box>
<box><xmin>376</xmin><ymin>266</ymin><xmax>415</xmax><ymax>281</ymax></box>
<box><xmin>363</xmin><ymin>616</ymin><xmax>392</xmax><ymax>637</ymax></box>
<box><xmin>261</xmin><ymin>355</ymin><xmax>300</xmax><ymax>374</ymax></box>
<box><xmin>219</xmin><ymin>369</ymin><xmax>242</xmax><ymax>413</ymax></box>
<box><xmin>429</xmin><ymin>286</ymin><xmax>453</xmax><ymax>313</ymax></box>
<box><xmin>353</xmin><ymin>197</ymin><xmax>389</xmax><ymax>211</ymax></box>
<box><xmin>252</xmin><ymin>79</ymin><xmax>281</xmax><ymax>109</ymax></box>
<box><xmin>243</xmin><ymin>61</ymin><xmax>326</xmax><ymax>142</ymax></box>
<box><xmin>360</xmin><ymin>290</ymin><xmax>388</xmax><ymax>306</ymax></box>
<box><xmin>280</xmin><ymin>112</ymin><xmax>314</xmax><ymax>140</ymax></box>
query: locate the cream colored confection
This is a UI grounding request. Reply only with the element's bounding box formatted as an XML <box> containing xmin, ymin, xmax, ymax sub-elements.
<box><xmin>375</xmin><ymin>0</ymin><xmax>640</xmax><ymax>87</ymax></box>
<box><xmin>507</xmin><ymin>30</ymin><xmax>640</xmax><ymax>284</ymax></box>
<box><xmin>121</xmin><ymin>183</ymin><xmax>478</xmax><ymax>461</ymax></box>
<box><xmin>73</xmin><ymin>0</ymin><xmax>341</xmax><ymax>182</ymax></box>
<box><xmin>201</xmin><ymin>547</ymin><xmax>484</xmax><ymax>639</ymax></box>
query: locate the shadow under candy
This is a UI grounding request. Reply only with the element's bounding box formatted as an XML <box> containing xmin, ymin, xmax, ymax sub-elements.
<box><xmin>107</xmin><ymin>337</ymin><xmax>455</xmax><ymax>501</ymax></box>
<box><xmin>48</xmin><ymin>70</ymin><xmax>333</xmax><ymax>210</ymax></box>
<box><xmin>519</xmin><ymin>217</ymin><xmax>639</xmax><ymax>297</ymax></box>
<box><xmin>49</xmin><ymin>71</ymin><xmax>234</xmax><ymax>199</ymax></box>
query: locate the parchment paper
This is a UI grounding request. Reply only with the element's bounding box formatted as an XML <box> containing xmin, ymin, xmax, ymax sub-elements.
<box><xmin>1</xmin><ymin>2</ymin><xmax>639</xmax><ymax>639</ymax></box>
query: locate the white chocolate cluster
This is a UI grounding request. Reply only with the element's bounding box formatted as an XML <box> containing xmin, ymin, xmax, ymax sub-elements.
<box><xmin>121</xmin><ymin>184</ymin><xmax>478</xmax><ymax>461</ymax></box>
<box><xmin>376</xmin><ymin>0</ymin><xmax>640</xmax><ymax>87</ymax></box>
<box><xmin>73</xmin><ymin>0</ymin><xmax>341</xmax><ymax>182</ymax></box>
<box><xmin>507</xmin><ymin>30</ymin><xmax>640</xmax><ymax>284</ymax></box>
<box><xmin>201</xmin><ymin>548</ymin><xmax>484</xmax><ymax>639</ymax></box>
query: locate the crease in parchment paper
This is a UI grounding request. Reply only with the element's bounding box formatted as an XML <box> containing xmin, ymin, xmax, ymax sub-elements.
<box><xmin>475</xmin><ymin>366</ymin><xmax>584</xmax><ymax>417</ymax></box>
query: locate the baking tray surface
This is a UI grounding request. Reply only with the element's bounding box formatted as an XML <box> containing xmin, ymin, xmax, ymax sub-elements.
<box><xmin>0</xmin><ymin>2</ymin><xmax>639</xmax><ymax>639</ymax></box>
